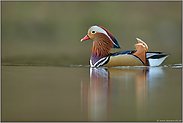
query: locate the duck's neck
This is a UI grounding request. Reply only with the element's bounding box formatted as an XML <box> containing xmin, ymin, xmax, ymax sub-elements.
<box><xmin>90</xmin><ymin>41</ymin><xmax>113</xmax><ymax>65</ymax></box>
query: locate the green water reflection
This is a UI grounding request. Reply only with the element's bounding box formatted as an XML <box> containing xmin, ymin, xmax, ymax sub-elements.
<box><xmin>1</xmin><ymin>66</ymin><xmax>182</xmax><ymax>122</ymax></box>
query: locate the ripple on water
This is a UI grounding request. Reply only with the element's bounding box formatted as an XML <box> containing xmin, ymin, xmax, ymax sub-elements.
<box><xmin>2</xmin><ymin>63</ymin><xmax>182</xmax><ymax>69</ymax></box>
<box><xmin>162</xmin><ymin>64</ymin><xmax>182</xmax><ymax>68</ymax></box>
<box><xmin>67</xmin><ymin>64</ymin><xmax>182</xmax><ymax>69</ymax></box>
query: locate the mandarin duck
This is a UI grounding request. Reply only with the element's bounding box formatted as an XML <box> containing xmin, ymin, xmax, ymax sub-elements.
<box><xmin>81</xmin><ymin>25</ymin><xmax>170</xmax><ymax>67</ymax></box>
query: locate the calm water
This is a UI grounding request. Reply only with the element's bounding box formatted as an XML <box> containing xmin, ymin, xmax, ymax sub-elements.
<box><xmin>1</xmin><ymin>64</ymin><xmax>182</xmax><ymax>122</ymax></box>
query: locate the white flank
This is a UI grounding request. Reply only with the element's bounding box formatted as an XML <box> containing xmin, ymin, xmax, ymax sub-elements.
<box><xmin>148</xmin><ymin>55</ymin><xmax>169</xmax><ymax>66</ymax></box>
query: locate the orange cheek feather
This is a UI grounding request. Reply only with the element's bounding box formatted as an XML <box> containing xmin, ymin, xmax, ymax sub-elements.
<box><xmin>91</xmin><ymin>33</ymin><xmax>113</xmax><ymax>57</ymax></box>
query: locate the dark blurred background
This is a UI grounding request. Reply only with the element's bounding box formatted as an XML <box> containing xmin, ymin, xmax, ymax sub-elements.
<box><xmin>2</xmin><ymin>1</ymin><xmax>182</xmax><ymax>65</ymax></box>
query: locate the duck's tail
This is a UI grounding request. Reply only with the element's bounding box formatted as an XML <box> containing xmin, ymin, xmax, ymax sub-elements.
<box><xmin>133</xmin><ymin>38</ymin><xmax>172</xmax><ymax>66</ymax></box>
<box><xmin>146</xmin><ymin>52</ymin><xmax>173</xmax><ymax>66</ymax></box>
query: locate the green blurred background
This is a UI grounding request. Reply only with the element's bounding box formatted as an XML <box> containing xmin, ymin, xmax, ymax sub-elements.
<box><xmin>2</xmin><ymin>1</ymin><xmax>182</xmax><ymax>66</ymax></box>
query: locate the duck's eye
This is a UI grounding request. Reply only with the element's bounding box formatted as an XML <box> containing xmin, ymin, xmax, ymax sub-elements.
<box><xmin>91</xmin><ymin>30</ymin><xmax>96</xmax><ymax>34</ymax></box>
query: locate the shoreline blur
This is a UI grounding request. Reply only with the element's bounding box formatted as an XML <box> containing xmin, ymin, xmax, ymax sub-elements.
<box><xmin>2</xmin><ymin>1</ymin><xmax>182</xmax><ymax>65</ymax></box>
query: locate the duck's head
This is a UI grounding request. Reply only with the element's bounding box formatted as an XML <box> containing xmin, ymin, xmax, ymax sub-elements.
<box><xmin>81</xmin><ymin>25</ymin><xmax>121</xmax><ymax>49</ymax></box>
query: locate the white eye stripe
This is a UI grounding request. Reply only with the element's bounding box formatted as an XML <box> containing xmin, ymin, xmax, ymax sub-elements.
<box><xmin>91</xmin><ymin>26</ymin><xmax>108</xmax><ymax>36</ymax></box>
<box><xmin>91</xmin><ymin>26</ymin><xmax>118</xmax><ymax>47</ymax></box>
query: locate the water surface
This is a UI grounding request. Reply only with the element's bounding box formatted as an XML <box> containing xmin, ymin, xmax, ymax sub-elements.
<box><xmin>1</xmin><ymin>64</ymin><xmax>182</xmax><ymax>122</ymax></box>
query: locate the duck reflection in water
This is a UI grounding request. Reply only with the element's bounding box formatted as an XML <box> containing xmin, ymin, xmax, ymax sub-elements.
<box><xmin>81</xmin><ymin>67</ymin><xmax>164</xmax><ymax>121</ymax></box>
